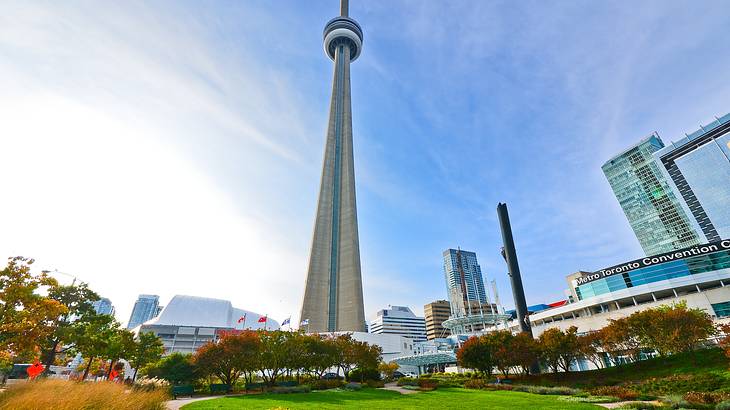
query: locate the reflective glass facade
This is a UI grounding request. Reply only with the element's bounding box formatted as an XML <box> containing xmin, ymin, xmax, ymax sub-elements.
<box><xmin>602</xmin><ymin>134</ymin><xmax>702</xmax><ymax>256</ymax></box>
<box><xmin>127</xmin><ymin>294</ymin><xmax>161</xmax><ymax>329</ymax></box>
<box><xmin>443</xmin><ymin>249</ymin><xmax>487</xmax><ymax>305</ymax></box>
<box><xmin>712</xmin><ymin>301</ymin><xmax>730</xmax><ymax>318</ymax></box>
<box><xmin>656</xmin><ymin>113</ymin><xmax>730</xmax><ymax>241</ymax></box>
<box><xmin>575</xmin><ymin>248</ymin><xmax>730</xmax><ymax>300</ymax></box>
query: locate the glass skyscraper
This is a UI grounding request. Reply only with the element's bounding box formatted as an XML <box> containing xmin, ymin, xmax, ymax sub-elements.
<box><xmin>442</xmin><ymin>249</ymin><xmax>488</xmax><ymax>316</ymax></box>
<box><xmin>602</xmin><ymin>134</ymin><xmax>702</xmax><ymax>256</ymax></box>
<box><xmin>127</xmin><ymin>294</ymin><xmax>161</xmax><ymax>329</ymax></box>
<box><xmin>92</xmin><ymin>297</ymin><xmax>115</xmax><ymax>316</ymax></box>
<box><xmin>655</xmin><ymin>113</ymin><xmax>730</xmax><ymax>241</ymax></box>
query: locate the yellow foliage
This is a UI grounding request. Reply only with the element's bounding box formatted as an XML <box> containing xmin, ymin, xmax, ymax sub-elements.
<box><xmin>0</xmin><ymin>379</ymin><xmax>169</xmax><ymax>410</ymax></box>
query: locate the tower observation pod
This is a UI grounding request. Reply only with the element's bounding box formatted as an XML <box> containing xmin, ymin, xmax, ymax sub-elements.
<box><xmin>300</xmin><ymin>0</ymin><xmax>366</xmax><ymax>333</ymax></box>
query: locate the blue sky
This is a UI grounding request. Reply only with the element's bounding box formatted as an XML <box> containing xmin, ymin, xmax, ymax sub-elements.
<box><xmin>1</xmin><ymin>1</ymin><xmax>729</xmax><ymax>325</ymax></box>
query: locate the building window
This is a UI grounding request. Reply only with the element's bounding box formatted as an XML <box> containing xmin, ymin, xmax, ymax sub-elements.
<box><xmin>712</xmin><ymin>301</ymin><xmax>730</xmax><ymax>318</ymax></box>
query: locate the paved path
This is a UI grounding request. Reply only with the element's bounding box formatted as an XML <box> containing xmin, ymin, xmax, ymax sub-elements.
<box><xmin>381</xmin><ymin>382</ymin><xmax>420</xmax><ymax>395</ymax></box>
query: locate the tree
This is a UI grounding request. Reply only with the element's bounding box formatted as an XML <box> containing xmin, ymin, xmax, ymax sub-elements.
<box><xmin>227</xmin><ymin>331</ymin><xmax>261</xmax><ymax>384</ymax></box>
<box><xmin>538</xmin><ymin>326</ymin><xmax>579</xmax><ymax>374</ymax></box>
<box><xmin>143</xmin><ymin>352</ymin><xmax>197</xmax><ymax>385</ymax></box>
<box><xmin>72</xmin><ymin>313</ymin><xmax>118</xmax><ymax>380</ymax></box>
<box><xmin>351</xmin><ymin>341</ymin><xmax>381</xmax><ymax>382</ymax></box>
<box><xmin>457</xmin><ymin>336</ymin><xmax>496</xmax><ymax>377</ymax></box>
<box><xmin>258</xmin><ymin>330</ymin><xmax>293</xmax><ymax>386</ymax></box>
<box><xmin>628</xmin><ymin>302</ymin><xmax>716</xmax><ymax>357</ymax></box>
<box><xmin>101</xmin><ymin>328</ymin><xmax>136</xmax><ymax>379</ymax></box>
<box><xmin>332</xmin><ymin>334</ymin><xmax>358</xmax><ymax>376</ymax></box>
<box><xmin>303</xmin><ymin>335</ymin><xmax>338</xmax><ymax>378</ymax></box>
<box><xmin>577</xmin><ymin>331</ymin><xmax>605</xmax><ymax>369</ymax></box>
<box><xmin>128</xmin><ymin>331</ymin><xmax>164</xmax><ymax>382</ymax></box>
<box><xmin>193</xmin><ymin>331</ymin><xmax>261</xmax><ymax>387</ymax></box>
<box><xmin>506</xmin><ymin>332</ymin><xmax>540</xmax><ymax>375</ymax></box>
<box><xmin>41</xmin><ymin>281</ymin><xmax>100</xmax><ymax>372</ymax></box>
<box><xmin>484</xmin><ymin>330</ymin><xmax>515</xmax><ymax>377</ymax></box>
<box><xmin>378</xmin><ymin>361</ymin><xmax>399</xmax><ymax>381</ymax></box>
<box><xmin>602</xmin><ymin>317</ymin><xmax>641</xmax><ymax>364</ymax></box>
<box><xmin>0</xmin><ymin>257</ymin><xmax>67</xmax><ymax>361</ymax></box>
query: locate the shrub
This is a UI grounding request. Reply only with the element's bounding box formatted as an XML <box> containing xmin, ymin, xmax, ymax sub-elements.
<box><xmin>270</xmin><ymin>385</ymin><xmax>311</xmax><ymax>394</ymax></box>
<box><xmin>716</xmin><ymin>400</ymin><xmax>730</xmax><ymax>410</ymax></box>
<box><xmin>616</xmin><ymin>403</ymin><xmax>662</xmax><ymax>410</ymax></box>
<box><xmin>558</xmin><ymin>396</ymin><xmax>621</xmax><ymax>403</ymax></box>
<box><xmin>684</xmin><ymin>391</ymin><xmax>730</xmax><ymax>405</ymax></box>
<box><xmin>366</xmin><ymin>380</ymin><xmax>385</xmax><ymax>388</ymax></box>
<box><xmin>347</xmin><ymin>368</ymin><xmax>381</xmax><ymax>382</ymax></box>
<box><xmin>512</xmin><ymin>385</ymin><xmax>581</xmax><ymax>395</ymax></box>
<box><xmin>420</xmin><ymin>373</ymin><xmax>432</xmax><ymax>378</ymax></box>
<box><xmin>463</xmin><ymin>379</ymin><xmax>489</xmax><ymax>390</ymax></box>
<box><xmin>591</xmin><ymin>386</ymin><xmax>640</xmax><ymax>401</ymax></box>
<box><xmin>397</xmin><ymin>377</ymin><xmax>418</xmax><ymax>387</ymax></box>
<box><xmin>417</xmin><ymin>378</ymin><xmax>438</xmax><ymax>390</ymax></box>
<box><xmin>660</xmin><ymin>394</ymin><xmax>695</xmax><ymax>409</ymax></box>
<box><xmin>134</xmin><ymin>377</ymin><xmax>170</xmax><ymax>392</ymax></box>
<box><xmin>344</xmin><ymin>382</ymin><xmax>362</xmax><ymax>391</ymax></box>
<box><xmin>635</xmin><ymin>373</ymin><xmax>727</xmax><ymax>395</ymax></box>
<box><xmin>0</xmin><ymin>379</ymin><xmax>168</xmax><ymax>410</ymax></box>
<box><xmin>309</xmin><ymin>379</ymin><xmax>344</xmax><ymax>390</ymax></box>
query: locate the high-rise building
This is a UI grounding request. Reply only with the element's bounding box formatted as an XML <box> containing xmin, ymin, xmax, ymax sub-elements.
<box><xmin>92</xmin><ymin>297</ymin><xmax>115</xmax><ymax>316</ymax></box>
<box><xmin>300</xmin><ymin>0</ymin><xmax>366</xmax><ymax>333</ymax></box>
<box><xmin>424</xmin><ymin>300</ymin><xmax>451</xmax><ymax>340</ymax></box>
<box><xmin>127</xmin><ymin>294</ymin><xmax>161</xmax><ymax>329</ymax></box>
<box><xmin>369</xmin><ymin>306</ymin><xmax>427</xmax><ymax>342</ymax></box>
<box><xmin>443</xmin><ymin>249</ymin><xmax>488</xmax><ymax>316</ymax></box>
<box><xmin>602</xmin><ymin>134</ymin><xmax>702</xmax><ymax>256</ymax></box>
<box><xmin>654</xmin><ymin>113</ymin><xmax>730</xmax><ymax>242</ymax></box>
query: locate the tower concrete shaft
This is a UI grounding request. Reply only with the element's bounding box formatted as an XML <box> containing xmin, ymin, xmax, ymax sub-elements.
<box><xmin>300</xmin><ymin>1</ymin><xmax>365</xmax><ymax>333</ymax></box>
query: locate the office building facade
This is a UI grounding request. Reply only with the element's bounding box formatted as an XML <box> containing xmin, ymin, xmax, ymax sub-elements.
<box><xmin>300</xmin><ymin>0</ymin><xmax>366</xmax><ymax>333</ymax></box>
<box><xmin>443</xmin><ymin>249</ymin><xmax>488</xmax><ymax>316</ymax></box>
<box><xmin>92</xmin><ymin>297</ymin><xmax>115</xmax><ymax>316</ymax></box>
<box><xmin>655</xmin><ymin>113</ymin><xmax>730</xmax><ymax>242</ymax></box>
<box><xmin>370</xmin><ymin>306</ymin><xmax>427</xmax><ymax>342</ymax></box>
<box><xmin>602</xmin><ymin>134</ymin><xmax>702</xmax><ymax>256</ymax></box>
<box><xmin>424</xmin><ymin>300</ymin><xmax>451</xmax><ymax>340</ymax></box>
<box><xmin>127</xmin><ymin>294</ymin><xmax>161</xmax><ymax>329</ymax></box>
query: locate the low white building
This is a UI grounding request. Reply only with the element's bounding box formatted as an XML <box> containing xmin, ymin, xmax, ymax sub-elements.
<box><xmin>369</xmin><ymin>306</ymin><xmax>427</xmax><ymax>342</ymax></box>
<box><xmin>138</xmin><ymin>295</ymin><xmax>278</xmax><ymax>355</ymax></box>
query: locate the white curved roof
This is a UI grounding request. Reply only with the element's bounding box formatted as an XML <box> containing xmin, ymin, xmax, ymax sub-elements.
<box><xmin>144</xmin><ymin>295</ymin><xmax>280</xmax><ymax>330</ymax></box>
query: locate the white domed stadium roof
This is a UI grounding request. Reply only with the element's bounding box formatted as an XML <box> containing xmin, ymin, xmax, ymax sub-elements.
<box><xmin>144</xmin><ymin>295</ymin><xmax>279</xmax><ymax>330</ymax></box>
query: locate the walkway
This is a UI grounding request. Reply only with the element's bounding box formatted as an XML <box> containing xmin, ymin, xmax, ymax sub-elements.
<box><xmin>597</xmin><ymin>400</ymin><xmax>662</xmax><ymax>409</ymax></box>
<box><xmin>381</xmin><ymin>382</ymin><xmax>420</xmax><ymax>395</ymax></box>
<box><xmin>166</xmin><ymin>394</ymin><xmax>243</xmax><ymax>410</ymax></box>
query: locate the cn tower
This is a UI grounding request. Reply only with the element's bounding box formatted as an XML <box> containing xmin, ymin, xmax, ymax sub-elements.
<box><xmin>300</xmin><ymin>0</ymin><xmax>366</xmax><ymax>332</ymax></box>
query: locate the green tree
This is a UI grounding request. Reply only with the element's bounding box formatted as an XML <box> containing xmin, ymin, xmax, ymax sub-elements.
<box><xmin>143</xmin><ymin>352</ymin><xmax>197</xmax><ymax>385</ymax></box>
<box><xmin>41</xmin><ymin>281</ymin><xmax>100</xmax><ymax>371</ymax></box>
<box><xmin>378</xmin><ymin>361</ymin><xmax>399</xmax><ymax>381</ymax></box>
<box><xmin>128</xmin><ymin>331</ymin><xmax>164</xmax><ymax>382</ymax></box>
<box><xmin>72</xmin><ymin>313</ymin><xmax>118</xmax><ymax>380</ymax></box>
<box><xmin>303</xmin><ymin>335</ymin><xmax>338</xmax><ymax>378</ymax></box>
<box><xmin>351</xmin><ymin>341</ymin><xmax>381</xmax><ymax>382</ymax></box>
<box><xmin>457</xmin><ymin>336</ymin><xmax>496</xmax><ymax>377</ymax></box>
<box><xmin>258</xmin><ymin>330</ymin><xmax>293</xmax><ymax>386</ymax></box>
<box><xmin>101</xmin><ymin>328</ymin><xmax>136</xmax><ymax>379</ymax></box>
<box><xmin>0</xmin><ymin>257</ymin><xmax>67</xmax><ymax>361</ymax></box>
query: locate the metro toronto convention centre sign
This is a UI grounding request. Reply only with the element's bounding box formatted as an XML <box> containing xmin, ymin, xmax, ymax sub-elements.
<box><xmin>576</xmin><ymin>239</ymin><xmax>730</xmax><ymax>286</ymax></box>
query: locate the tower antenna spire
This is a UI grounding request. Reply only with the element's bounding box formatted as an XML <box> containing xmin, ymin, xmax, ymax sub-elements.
<box><xmin>340</xmin><ymin>0</ymin><xmax>348</xmax><ymax>17</ymax></box>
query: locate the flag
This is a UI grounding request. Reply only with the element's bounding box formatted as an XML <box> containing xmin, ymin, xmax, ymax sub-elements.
<box><xmin>258</xmin><ymin>315</ymin><xmax>267</xmax><ymax>323</ymax></box>
<box><xmin>300</xmin><ymin>319</ymin><xmax>309</xmax><ymax>326</ymax></box>
<box><xmin>282</xmin><ymin>317</ymin><xmax>290</xmax><ymax>326</ymax></box>
<box><xmin>237</xmin><ymin>314</ymin><xmax>246</xmax><ymax>324</ymax></box>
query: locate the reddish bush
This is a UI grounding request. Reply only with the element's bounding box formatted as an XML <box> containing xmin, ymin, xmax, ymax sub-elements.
<box><xmin>590</xmin><ymin>386</ymin><xmax>639</xmax><ymax>401</ymax></box>
<box><xmin>417</xmin><ymin>378</ymin><xmax>438</xmax><ymax>390</ymax></box>
<box><xmin>683</xmin><ymin>391</ymin><xmax>730</xmax><ymax>405</ymax></box>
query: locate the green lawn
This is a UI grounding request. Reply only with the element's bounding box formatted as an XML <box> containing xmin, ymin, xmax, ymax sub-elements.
<box><xmin>182</xmin><ymin>388</ymin><xmax>600</xmax><ymax>409</ymax></box>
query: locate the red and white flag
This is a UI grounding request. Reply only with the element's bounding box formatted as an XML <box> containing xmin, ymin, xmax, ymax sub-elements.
<box><xmin>258</xmin><ymin>315</ymin><xmax>267</xmax><ymax>323</ymax></box>
<box><xmin>237</xmin><ymin>314</ymin><xmax>246</xmax><ymax>324</ymax></box>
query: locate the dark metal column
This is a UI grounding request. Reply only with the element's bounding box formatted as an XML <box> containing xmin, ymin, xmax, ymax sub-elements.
<box><xmin>497</xmin><ymin>203</ymin><xmax>531</xmax><ymax>334</ymax></box>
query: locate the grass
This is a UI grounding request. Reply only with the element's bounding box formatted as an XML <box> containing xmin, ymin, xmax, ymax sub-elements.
<box><xmin>182</xmin><ymin>388</ymin><xmax>601</xmax><ymax>409</ymax></box>
<box><xmin>0</xmin><ymin>379</ymin><xmax>169</xmax><ymax>410</ymax></box>
<box><xmin>515</xmin><ymin>348</ymin><xmax>728</xmax><ymax>388</ymax></box>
